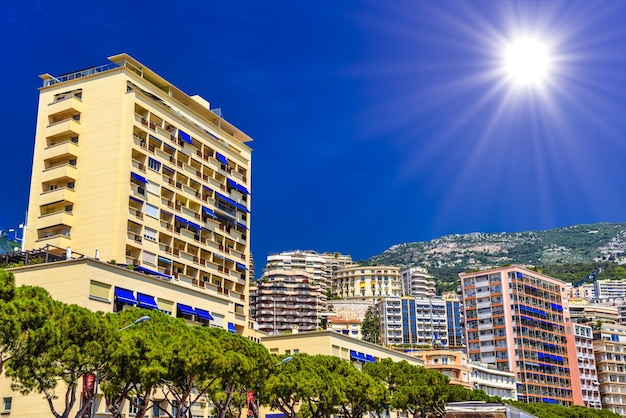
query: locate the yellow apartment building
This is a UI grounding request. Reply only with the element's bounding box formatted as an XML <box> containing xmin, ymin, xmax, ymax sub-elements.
<box><xmin>24</xmin><ymin>54</ymin><xmax>252</xmax><ymax>334</ymax></box>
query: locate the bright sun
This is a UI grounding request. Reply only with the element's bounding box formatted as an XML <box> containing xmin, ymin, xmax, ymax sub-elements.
<box><xmin>504</xmin><ymin>38</ymin><xmax>551</xmax><ymax>85</ymax></box>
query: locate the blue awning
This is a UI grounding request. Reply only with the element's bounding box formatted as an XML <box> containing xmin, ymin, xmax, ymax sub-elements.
<box><xmin>234</xmin><ymin>202</ymin><xmax>249</xmax><ymax>213</ymax></box>
<box><xmin>137</xmin><ymin>293</ymin><xmax>158</xmax><ymax>310</ymax></box>
<box><xmin>115</xmin><ymin>287</ymin><xmax>136</xmax><ymax>305</ymax></box>
<box><xmin>161</xmin><ymin>209</ymin><xmax>173</xmax><ymax>216</ymax></box>
<box><xmin>216</xmin><ymin>192</ymin><xmax>237</xmax><ymax>207</ymax></box>
<box><xmin>178</xmin><ymin>304</ymin><xmax>196</xmax><ymax>316</ymax></box>
<box><xmin>365</xmin><ymin>354</ymin><xmax>375</xmax><ymax>362</ymax></box>
<box><xmin>178</xmin><ymin>129</ymin><xmax>193</xmax><ymax>144</ymax></box>
<box><xmin>227</xmin><ymin>322</ymin><xmax>237</xmax><ymax>333</ymax></box>
<box><xmin>129</xmin><ymin>196</ymin><xmax>143</xmax><ymax>204</ymax></box>
<box><xmin>131</xmin><ymin>172</ymin><xmax>147</xmax><ymax>183</ymax></box>
<box><xmin>202</xmin><ymin>185</ymin><xmax>214</xmax><ymax>193</ymax></box>
<box><xmin>196</xmin><ymin>308</ymin><xmax>214</xmax><ymax>321</ymax></box>
<box><xmin>135</xmin><ymin>265</ymin><xmax>171</xmax><ymax>279</ymax></box>
<box><xmin>158</xmin><ymin>256</ymin><xmax>172</xmax><ymax>264</ymax></box>
<box><xmin>227</xmin><ymin>179</ymin><xmax>250</xmax><ymax>195</ymax></box>
<box><xmin>216</xmin><ymin>152</ymin><xmax>228</xmax><ymax>165</ymax></box>
<box><xmin>148</xmin><ymin>134</ymin><xmax>162</xmax><ymax>143</ymax></box>
<box><xmin>350</xmin><ymin>350</ymin><xmax>362</xmax><ymax>362</ymax></box>
<box><xmin>175</xmin><ymin>215</ymin><xmax>189</xmax><ymax>225</ymax></box>
<box><xmin>236</xmin><ymin>262</ymin><xmax>248</xmax><ymax>271</ymax></box>
<box><xmin>202</xmin><ymin>206</ymin><xmax>217</xmax><ymax>217</ymax></box>
<box><xmin>237</xmin><ymin>222</ymin><xmax>248</xmax><ymax>230</ymax></box>
<box><xmin>341</xmin><ymin>329</ymin><xmax>349</xmax><ymax>334</ymax></box>
<box><xmin>188</xmin><ymin>221</ymin><xmax>201</xmax><ymax>230</ymax></box>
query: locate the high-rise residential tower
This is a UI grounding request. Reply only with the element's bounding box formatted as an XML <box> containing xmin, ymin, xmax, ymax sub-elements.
<box><xmin>24</xmin><ymin>54</ymin><xmax>253</xmax><ymax>332</ymax></box>
<box><xmin>460</xmin><ymin>266</ymin><xmax>582</xmax><ymax>406</ymax></box>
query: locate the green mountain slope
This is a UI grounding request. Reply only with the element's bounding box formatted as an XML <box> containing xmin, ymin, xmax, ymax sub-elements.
<box><xmin>366</xmin><ymin>222</ymin><xmax>626</xmax><ymax>283</ymax></box>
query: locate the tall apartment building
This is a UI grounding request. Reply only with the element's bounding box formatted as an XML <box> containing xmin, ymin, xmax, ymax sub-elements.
<box><xmin>567</xmin><ymin>323</ymin><xmax>601</xmax><ymax>409</ymax></box>
<box><xmin>333</xmin><ymin>265</ymin><xmax>402</xmax><ymax>300</ymax></box>
<box><xmin>593</xmin><ymin>323</ymin><xmax>626</xmax><ymax>416</ymax></box>
<box><xmin>263</xmin><ymin>250</ymin><xmax>354</xmax><ymax>292</ymax></box>
<box><xmin>445</xmin><ymin>294</ymin><xmax>464</xmax><ymax>348</ymax></box>
<box><xmin>377</xmin><ymin>296</ymin><xmax>448</xmax><ymax>347</ymax></box>
<box><xmin>401</xmin><ymin>266</ymin><xmax>436</xmax><ymax>297</ymax></box>
<box><xmin>251</xmin><ymin>268</ymin><xmax>324</xmax><ymax>334</ymax></box>
<box><xmin>460</xmin><ymin>266</ymin><xmax>580</xmax><ymax>406</ymax></box>
<box><xmin>24</xmin><ymin>54</ymin><xmax>252</xmax><ymax>332</ymax></box>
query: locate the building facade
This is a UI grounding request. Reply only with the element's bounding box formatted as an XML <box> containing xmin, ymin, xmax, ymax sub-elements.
<box><xmin>567</xmin><ymin>323</ymin><xmax>601</xmax><ymax>409</ymax></box>
<box><xmin>24</xmin><ymin>54</ymin><xmax>252</xmax><ymax>332</ymax></box>
<box><xmin>445</xmin><ymin>294</ymin><xmax>464</xmax><ymax>348</ymax></box>
<box><xmin>377</xmin><ymin>296</ymin><xmax>448</xmax><ymax>348</ymax></box>
<box><xmin>400</xmin><ymin>266</ymin><xmax>436</xmax><ymax>298</ymax></box>
<box><xmin>460</xmin><ymin>266</ymin><xmax>580</xmax><ymax>406</ymax></box>
<box><xmin>469</xmin><ymin>362</ymin><xmax>517</xmax><ymax>400</ymax></box>
<box><xmin>333</xmin><ymin>265</ymin><xmax>402</xmax><ymax>300</ymax></box>
<box><xmin>251</xmin><ymin>268</ymin><xmax>324</xmax><ymax>335</ymax></box>
<box><xmin>593</xmin><ymin>323</ymin><xmax>626</xmax><ymax>416</ymax></box>
<box><xmin>415</xmin><ymin>350</ymin><xmax>472</xmax><ymax>388</ymax></box>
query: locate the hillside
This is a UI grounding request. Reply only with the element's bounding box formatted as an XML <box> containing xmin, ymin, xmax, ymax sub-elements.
<box><xmin>366</xmin><ymin>222</ymin><xmax>626</xmax><ymax>284</ymax></box>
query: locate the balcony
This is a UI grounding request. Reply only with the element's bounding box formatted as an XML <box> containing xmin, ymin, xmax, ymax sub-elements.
<box><xmin>41</xmin><ymin>164</ymin><xmax>77</xmax><ymax>183</ymax></box>
<box><xmin>39</xmin><ymin>187</ymin><xmax>75</xmax><ymax>206</ymax></box>
<box><xmin>48</xmin><ymin>95</ymin><xmax>83</xmax><ymax>116</ymax></box>
<box><xmin>46</xmin><ymin>118</ymin><xmax>80</xmax><ymax>138</ymax></box>
<box><xmin>37</xmin><ymin>211</ymin><xmax>73</xmax><ymax>230</ymax></box>
<box><xmin>43</xmin><ymin>141</ymin><xmax>79</xmax><ymax>161</ymax></box>
<box><xmin>36</xmin><ymin>233</ymin><xmax>71</xmax><ymax>248</ymax></box>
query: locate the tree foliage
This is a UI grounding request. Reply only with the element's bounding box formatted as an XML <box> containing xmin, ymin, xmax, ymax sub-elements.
<box><xmin>361</xmin><ymin>306</ymin><xmax>380</xmax><ymax>344</ymax></box>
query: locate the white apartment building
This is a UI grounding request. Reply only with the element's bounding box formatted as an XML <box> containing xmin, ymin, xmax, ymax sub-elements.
<box><xmin>401</xmin><ymin>266</ymin><xmax>436</xmax><ymax>298</ymax></box>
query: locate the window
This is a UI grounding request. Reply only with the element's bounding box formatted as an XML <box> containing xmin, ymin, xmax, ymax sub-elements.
<box><xmin>89</xmin><ymin>280</ymin><xmax>111</xmax><ymax>302</ymax></box>
<box><xmin>146</xmin><ymin>181</ymin><xmax>159</xmax><ymax>195</ymax></box>
<box><xmin>143</xmin><ymin>227</ymin><xmax>157</xmax><ymax>242</ymax></box>
<box><xmin>2</xmin><ymin>397</ymin><xmax>11</xmax><ymax>412</ymax></box>
<box><xmin>148</xmin><ymin>157</ymin><xmax>161</xmax><ymax>172</ymax></box>
<box><xmin>128</xmin><ymin>397</ymin><xmax>142</xmax><ymax>415</ymax></box>
<box><xmin>145</xmin><ymin>203</ymin><xmax>158</xmax><ymax>219</ymax></box>
<box><xmin>143</xmin><ymin>251</ymin><xmax>156</xmax><ymax>265</ymax></box>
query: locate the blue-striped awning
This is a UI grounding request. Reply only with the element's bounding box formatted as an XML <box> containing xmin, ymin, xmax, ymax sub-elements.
<box><xmin>216</xmin><ymin>152</ymin><xmax>228</xmax><ymax>165</ymax></box>
<box><xmin>131</xmin><ymin>172</ymin><xmax>147</xmax><ymax>183</ymax></box>
<box><xmin>202</xmin><ymin>206</ymin><xmax>217</xmax><ymax>217</ymax></box>
<box><xmin>178</xmin><ymin>129</ymin><xmax>193</xmax><ymax>144</ymax></box>
<box><xmin>135</xmin><ymin>266</ymin><xmax>171</xmax><ymax>279</ymax></box>
<box><xmin>178</xmin><ymin>304</ymin><xmax>196</xmax><ymax>316</ymax></box>
<box><xmin>115</xmin><ymin>287</ymin><xmax>136</xmax><ymax>305</ymax></box>
<box><xmin>227</xmin><ymin>322</ymin><xmax>237</xmax><ymax>333</ymax></box>
<box><xmin>196</xmin><ymin>308</ymin><xmax>214</xmax><ymax>321</ymax></box>
<box><xmin>227</xmin><ymin>179</ymin><xmax>250</xmax><ymax>195</ymax></box>
<box><xmin>175</xmin><ymin>215</ymin><xmax>189</xmax><ymax>225</ymax></box>
<box><xmin>137</xmin><ymin>293</ymin><xmax>158</xmax><ymax>310</ymax></box>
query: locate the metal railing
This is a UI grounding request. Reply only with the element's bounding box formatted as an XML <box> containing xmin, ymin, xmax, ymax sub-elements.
<box><xmin>44</xmin><ymin>63</ymin><xmax>120</xmax><ymax>87</ymax></box>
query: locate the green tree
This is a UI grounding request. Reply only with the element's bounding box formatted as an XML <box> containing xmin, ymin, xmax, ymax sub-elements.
<box><xmin>205</xmin><ymin>328</ymin><xmax>272</xmax><ymax>418</ymax></box>
<box><xmin>263</xmin><ymin>354</ymin><xmax>319</xmax><ymax>418</ymax></box>
<box><xmin>3</xmin><ymin>288</ymin><xmax>112</xmax><ymax>418</ymax></box>
<box><xmin>361</xmin><ymin>306</ymin><xmax>380</xmax><ymax>344</ymax></box>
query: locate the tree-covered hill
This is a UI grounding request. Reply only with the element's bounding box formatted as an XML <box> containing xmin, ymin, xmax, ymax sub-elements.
<box><xmin>365</xmin><ymin>222</ymin><xmax>626</xmax><ymax>285</ymax></box>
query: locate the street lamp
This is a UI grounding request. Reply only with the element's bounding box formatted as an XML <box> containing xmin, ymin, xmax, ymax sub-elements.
<box><xmin>118</xmin><ymin>315</ymin><xmax>150</xmax><ymax>331</ymax></box>
<box><xmin>90</xmin><ymin>315</ymin><xmax>151</xmax><ymax>417</ymax></box>
<box><xmin>275</xmin><ymin>356</ymin><xmax>293</xmax><ymax>367</ymax></box>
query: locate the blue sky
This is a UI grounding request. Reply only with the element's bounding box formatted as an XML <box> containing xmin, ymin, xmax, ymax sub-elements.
<box><xmin>2</xmin><ymin>1</ymin><xmax>626</xmax><ymax>272</ymax></box>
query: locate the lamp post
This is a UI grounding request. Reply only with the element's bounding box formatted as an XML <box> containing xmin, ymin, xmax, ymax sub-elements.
<box><xmin>90</xmin><ymin>315</ymin><xmax>151</xmax><ymax>418</ymax></box>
